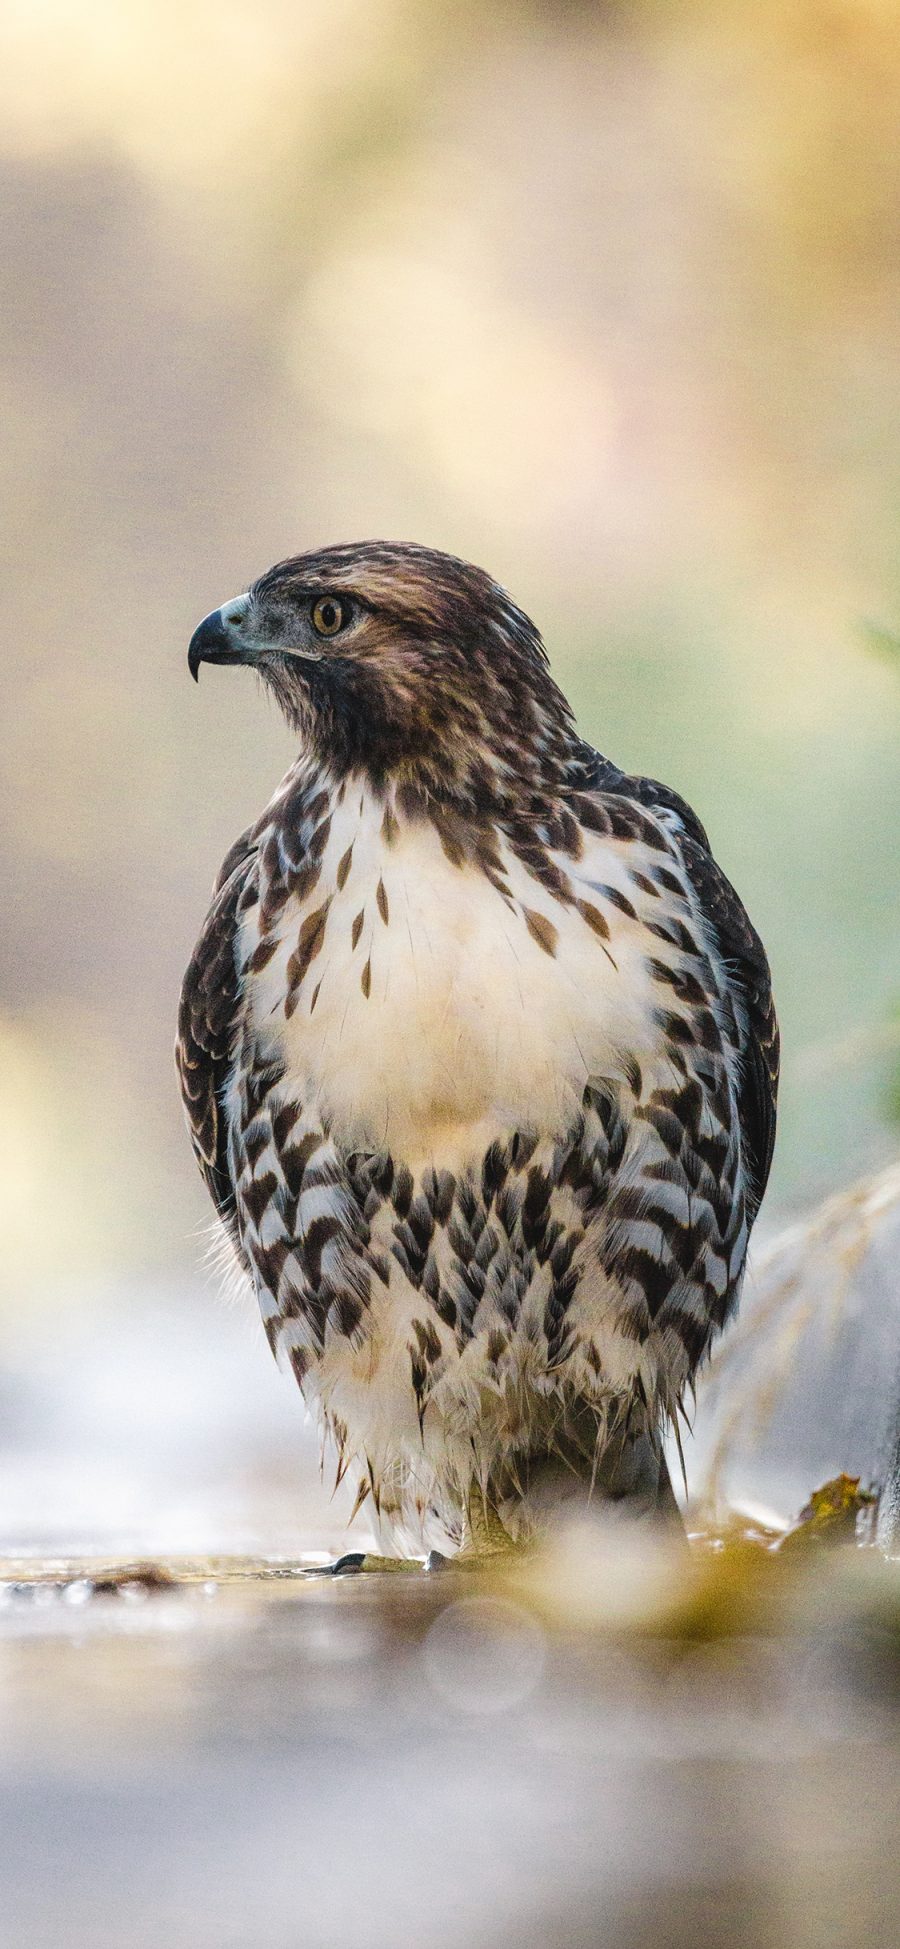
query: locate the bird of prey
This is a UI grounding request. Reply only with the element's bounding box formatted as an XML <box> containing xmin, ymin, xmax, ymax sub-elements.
<box><xmin>178</xmin><ymin>543</ymin><xmax>778</xmax><ymax>1564</ymax></box>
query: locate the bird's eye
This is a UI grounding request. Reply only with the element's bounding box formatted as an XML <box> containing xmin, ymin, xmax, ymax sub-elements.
<box><xmin>311</xmin><ymin>596</ymin><xmax>346</xmax><ymax>637</ymax></box>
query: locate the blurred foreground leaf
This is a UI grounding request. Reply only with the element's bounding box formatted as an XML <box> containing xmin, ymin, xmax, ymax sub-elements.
<box><xmin>777</xmin><ymin>1473</ymin><xmax>877</xmax><ymax>1553</ymax></box>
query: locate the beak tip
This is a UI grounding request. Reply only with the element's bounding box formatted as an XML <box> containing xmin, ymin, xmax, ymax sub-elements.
<box><xmin>187</xmin><ymin>604</ymin><xmax>247</xmax><ymax>683</ymax></box>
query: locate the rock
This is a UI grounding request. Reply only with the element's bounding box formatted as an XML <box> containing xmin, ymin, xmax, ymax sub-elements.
<box><xmin>681</xmin><ymin>1164</ymin><xmax>900</xmax><ymax>1540</ymax></box>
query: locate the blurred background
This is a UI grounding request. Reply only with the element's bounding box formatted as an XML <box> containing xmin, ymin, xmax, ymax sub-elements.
<box><xmin>1</xmin><ymin>0</ymin><xmax>899</xmax><ymax>1551</ymax></box>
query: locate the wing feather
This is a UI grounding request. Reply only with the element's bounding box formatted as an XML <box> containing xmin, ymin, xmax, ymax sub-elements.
<box><xmin>176</xmin><ymin>829</ymin><xmax>257</xmax><ymax>1256</ymax></box>
<box><xmin>588</xmin><ymin>754</ymin><xmax>779</xmax><ymax>1218</ymax></box>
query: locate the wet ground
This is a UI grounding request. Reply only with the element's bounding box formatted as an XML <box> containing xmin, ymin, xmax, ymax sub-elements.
<box><xmin>1</xmin><ymin>1514</ymin><xmax>898</xmax><ymax>1949</ymax></box>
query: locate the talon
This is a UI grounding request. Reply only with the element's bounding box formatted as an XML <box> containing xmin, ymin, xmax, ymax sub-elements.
<box><xmin>331</xmin><ymin>1552</ymin><xmax>366</xmax><ymax>1576</ymax></box>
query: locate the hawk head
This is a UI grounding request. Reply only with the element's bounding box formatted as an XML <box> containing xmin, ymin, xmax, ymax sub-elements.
<box><xmin>187</xmin><ymin>541</ymin><xmax>577</xmax><ymax>803</ymax></box>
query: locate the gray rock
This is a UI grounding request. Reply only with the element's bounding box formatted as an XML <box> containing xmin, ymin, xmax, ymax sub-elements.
<box><xmin>679</xmin><ymin>1164</ymin><xmax>900</xmax><ymax>1539</ymax></box>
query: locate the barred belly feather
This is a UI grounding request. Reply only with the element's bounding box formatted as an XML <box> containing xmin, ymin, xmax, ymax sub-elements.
<box><xmin>225</xmin><ymin>768</ymin><xmax>748</xmax><ymax>1541</ymax></box>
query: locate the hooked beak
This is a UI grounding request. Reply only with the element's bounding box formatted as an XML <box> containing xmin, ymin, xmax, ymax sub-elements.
<box><xmin>187</xmin><ymin>598</ymin><xmax>252</xmax><ymax>682</ymax></box>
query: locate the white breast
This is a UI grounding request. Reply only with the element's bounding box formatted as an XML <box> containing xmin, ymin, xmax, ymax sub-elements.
<box><xmin>243</xmin><ymin>782</ymin><xmax>665</xmax><ymax>1173</ymax></box>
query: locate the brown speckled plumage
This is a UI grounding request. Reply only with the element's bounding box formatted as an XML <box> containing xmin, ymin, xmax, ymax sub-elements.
<box><xmin>178</xmin><ymin>543</ymin><xmax>778</xmax><ymax>1546</ymax></box>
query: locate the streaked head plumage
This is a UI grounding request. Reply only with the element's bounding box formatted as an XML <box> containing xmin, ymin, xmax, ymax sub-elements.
<box><xmin>188</xmin><ymin>540</ymin><xmax>577</xmax><ymax>802</ymax></box>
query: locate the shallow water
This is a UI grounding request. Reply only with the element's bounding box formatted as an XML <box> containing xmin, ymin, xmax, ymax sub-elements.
<box><xmin>1</xmin><ymin>1519</ymin><xmax>898</xmax><ymax>1949</ymax></box>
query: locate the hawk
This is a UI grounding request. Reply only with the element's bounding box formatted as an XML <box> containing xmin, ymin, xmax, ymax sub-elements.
<box><xmin>178</xmin><ymin>543</ymin><xmax>778</xmax><ymax>1563</ymax></box>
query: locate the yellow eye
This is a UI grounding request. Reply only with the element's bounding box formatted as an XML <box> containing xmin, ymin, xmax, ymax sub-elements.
<box><xmin>311</xmin><ymin>596</ymin><xmax>345</xmax><ymax>637</ymax></box>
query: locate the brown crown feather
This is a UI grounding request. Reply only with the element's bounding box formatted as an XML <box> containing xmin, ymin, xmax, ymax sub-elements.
<box><xmin>249</xmin><ymin>540</ymin><xmax>583</xmax><ymax>807</ymax></box>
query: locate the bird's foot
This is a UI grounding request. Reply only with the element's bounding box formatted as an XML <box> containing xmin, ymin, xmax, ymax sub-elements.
<box><xmin>329</xmin><ymin>1491</ymin><xmax>526</xmax><ymax>1575</ymax></box>
<box><xmin>426</xmin><ymin>1488</ymin><xmax>530</xmax><ymax>1571</ymax></box>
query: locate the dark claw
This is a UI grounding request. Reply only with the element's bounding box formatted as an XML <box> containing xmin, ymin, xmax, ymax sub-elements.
<box><xmin>331</xmin><ymin>1552</ymin><xmax>366</xmax><ymax>1576</ymax></box>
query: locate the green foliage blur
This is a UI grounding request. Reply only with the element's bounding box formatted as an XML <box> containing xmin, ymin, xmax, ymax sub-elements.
<box><xmin>1</xmin><ymin>0</ymin><xmax>899</xmax><ymax>1312</ymax></box>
